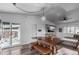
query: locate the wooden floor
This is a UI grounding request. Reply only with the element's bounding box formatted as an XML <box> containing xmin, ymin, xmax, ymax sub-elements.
<box><xmin>0</xmin><ymin>43</ymin><xmax>77</xmax><ymax>55</ymax></box>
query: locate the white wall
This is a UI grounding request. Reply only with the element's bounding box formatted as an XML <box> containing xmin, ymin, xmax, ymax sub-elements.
<box><xmin>21</xmin><ymin>16</ymin><xmax>55</xmax><ymax>44</ymax></box>
<box><xmin>0</xmin><ymin>13</ymin><xmax>55</xmax><ymax>45</ymax></box>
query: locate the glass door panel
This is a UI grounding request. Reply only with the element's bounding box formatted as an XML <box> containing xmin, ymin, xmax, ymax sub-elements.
<box><xmin>0</xmin><ymin>20</ymin><xmax>2</xmax><ymax>48</ymax></box>
<box><xmin>12</xmin><ymin>23</ymin><xmax>20</xmax><ymax>46</ymax></box>
<box><xmin>1</xmin><ymin>22</ymin><xmax>11</xmax><ymax>48</ymax></box>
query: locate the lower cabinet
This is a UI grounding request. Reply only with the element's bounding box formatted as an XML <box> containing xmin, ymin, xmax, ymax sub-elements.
<box><xmin>0</xmin><ymin>46</ymin><xmax>22</xmax><ymax>55</ymax></box>
<box><xmin>2</xmin><ymin>49</ymin><xmax>10</xmax><ymax>55</ymax></box>
<box><xmin>0</xmin><ymin>48</ymin><xmax>2</xmax><ymax>55</ymax></box>
<box><xmin>11</xmin><ymin>46</ymin><xmax>21</xmax><ymax>55</ymax></box>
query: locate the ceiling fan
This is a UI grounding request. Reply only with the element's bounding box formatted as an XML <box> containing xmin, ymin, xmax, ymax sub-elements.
<box><xmin>60</xmin><ymin>15</ymin><xmax>72</xmax><ymax>21</ymax></box>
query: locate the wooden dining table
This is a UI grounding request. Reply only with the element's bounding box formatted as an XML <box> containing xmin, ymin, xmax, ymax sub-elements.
<box><xmin>38</xmin><ymin>38</ymin><xmax>57</xmax><ymax>54</ymax></box>
<box><xmin>32</xmin><ymin>44</ymin><xmax>51</xmax><ymax>55</ymax></box>
<box><xmin>31</xmin><ymin>36</ymin><xmax>59</xmax><ymax>54</ymax></box>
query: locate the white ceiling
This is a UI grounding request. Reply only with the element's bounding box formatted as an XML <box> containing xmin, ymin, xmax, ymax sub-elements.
<box><xmin>14</xmin><ymin>3</ymin><xmax>46</xmax><ymax>12</ymax></box>
<box><xmin>0</xmin><ymin>3</ymin><xmax>79</xmax><ymax>13</ymax></box>
<box><xmin>54</xmin><ymin>3</ymin><xmax>79</xmax><ymax>11</ymax></box>
<box><xmin>0</xmin><ymin>3</ymin><xmax>25</xmax><ymax>13</ymax></box>
<box><xmin>0</xmin><ymin>3</ymin><xmax>79</xmax><ymax>23</ymax></box>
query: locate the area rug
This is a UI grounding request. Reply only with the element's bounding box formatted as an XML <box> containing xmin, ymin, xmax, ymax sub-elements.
<box><xmin>56</xmin><ymin>47</ymin><xmax>78</xmax><ymax>55</ymax></box>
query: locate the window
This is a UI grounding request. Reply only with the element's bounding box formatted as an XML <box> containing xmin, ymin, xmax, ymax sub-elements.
<box><xmin>75</xmin><ymin>27</ymin><xmax>79</xmax><ymax>34</ymax></box>
<box><xmin>63</xmin><ymin>26</ymin><xmax>79</xmax><ymax>34</ymax></box>
<box><xmin>71</xmin><ymin>27</ymin><xmax>75</xmax><ymax>34</ymax></box>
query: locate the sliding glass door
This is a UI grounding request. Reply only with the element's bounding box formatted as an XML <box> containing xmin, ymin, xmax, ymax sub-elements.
<box><xmin>0</xmin><ymin>21</ymin><xmax>20</xmax><ymax>48</ymax></box>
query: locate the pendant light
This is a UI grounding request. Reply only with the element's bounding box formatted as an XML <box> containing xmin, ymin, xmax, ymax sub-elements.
<box><xmin>13</xmin><ymin>3</ymin><xmax>46</xmax><ymax>21</ymax></box>
<box><xmin>41</xmin><ymin>7</ymin><xmax>46</xmax><ymax>21</ymax></box>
